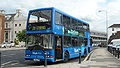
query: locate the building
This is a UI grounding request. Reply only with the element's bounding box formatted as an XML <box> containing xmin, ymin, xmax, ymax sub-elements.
<box><xmin>0</xmin><ymin>10</ymin><xmax>5</xmax><ymax>44</ymax></box>
<box><xmin>90</xmin><ymin>31</ymin><xmax>107</xmax><ymax>46</ymax></box>
<box><xmin>4</xmin><ymin>9</ymin><xmax>27</xmax><ymax>43</ymax></box>
<box><xmin>108</xmin><ymin>24</ymin><xmax>120</xmax><ymax>44</ymax></box>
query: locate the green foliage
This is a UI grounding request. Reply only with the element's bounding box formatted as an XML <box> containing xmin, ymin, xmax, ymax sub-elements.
<box><xmin>16</xmin><ymin>29</ymin><xmax>27</xmax><ymax>42</ymax></box>
<box><xmin>14</xmin><ymin>39</ymin><xmax>19</xmax><ymax>45</ymax></box>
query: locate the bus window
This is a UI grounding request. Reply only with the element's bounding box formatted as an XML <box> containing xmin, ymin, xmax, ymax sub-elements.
<box><xmin>84</xmin><ymin>38</ymin><xmax>88</xmax><ymax>46</ymax></box>
<box><xmin>72</xmin><ymin>37</ymin><xmax>78</xmax><ymax>47</ymax></box>
<box><xmin>55</xmin><ymin>12</ymin><xmax>62</xmax><ymax>25</ymax></box>
<box><xmin>64</xmin><ymin>36</ymin><xmax>71</xmax><ymax>47</ymax></box>
<box><xmin>83</xmin><ymin>23</ymin><xmax>89</xmax><ymax>31</ymax></box>
<box><xmin>79</xmin><ymin>38</ymin><xmax>83</xmax><ymax>46</ymax></box>
<box><xmin>71</xmin><ymin>19</ymin><xmax>77</xmax><ymax>30</ymax></box>
<box><xmin>90</xmin><ymin>39</ymin><xmax>93</xmax><ymax>45</ymax></box>
<box><xmin>78</xmin><ymin>21</ymin><xmax>83</xmax><ymax>31</ymax></box>
<box><xmin>63</xmin><ymin>15</ymin><xmax>70</xmax><ymax>34</ymax></box>
<box><xmin>28</xmin><ymin>9</ymin><xmax>52</xmax><ymax>31</ymax></box>
<box><xmin>26</xmin><ymin>34</ymin><xmax>53</xmax><ymax>50</ymax></box>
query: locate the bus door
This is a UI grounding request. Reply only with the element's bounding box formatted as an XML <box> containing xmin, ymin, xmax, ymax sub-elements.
<box><xmin>55</xmin><ymin>36</ymin><xmax>62</xmax><ymax>59</ymax></box>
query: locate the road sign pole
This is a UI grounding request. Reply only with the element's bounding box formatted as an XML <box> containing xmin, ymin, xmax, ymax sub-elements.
<box><xmin>43</xmin><ymin>51</ymin><xmax>47</xmax><ymax>67</ymax></box>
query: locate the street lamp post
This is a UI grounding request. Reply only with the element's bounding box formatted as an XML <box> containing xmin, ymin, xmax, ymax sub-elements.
<box><xmin>98</xmin><ymin>10</ymin><xmax>108</xmax><ymax>46</ymax></box>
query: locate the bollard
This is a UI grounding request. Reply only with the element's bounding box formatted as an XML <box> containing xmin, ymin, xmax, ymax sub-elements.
<box><xmin>79</xmin><ymin>50</ymin><xmax>81</xmax><ymax>64</ymax></box>
<box><xmin>113</xmin><ymin>48</ymin><xmax>114</xmax><ymax>55</ymax></box>
<box><xmin>115</xmin><ymin>48</ymin><xmax>117</xmax><ymax>57</ymax></box>
<box><xmin>44</xmin><ymin>51</ymin><xmax>47</xmax><ymax>67</ymax></box>
<box><xmin>0</xmin><ymin>51</ymin><xmax>1</xmax><ymax>68</ymax></box>
<box><xmin>117</xmin><ymin>48</ymin><xmax>119</xmax><ymax>59</ymax></box>
<box><xmin>112</xmin><ymin>47</ymin><xmax>113</xmax><ymax>55</ymax></box>
<box><xmin>110</xmin><ymin>47</ymin><xmax>112</xmax><ymax>53</ymax></box>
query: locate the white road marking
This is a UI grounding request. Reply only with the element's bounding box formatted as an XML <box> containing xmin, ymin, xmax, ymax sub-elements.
<box><xmin>1</xmin><ymin>61</ymin><xmax>13</xmax><ymax>65</ymax></box>
<box><xmin>1</xmin><ymin>60</ymin><xmax>19</xmax><ymax>66</ymax></box>
<box><xmin>10</xmin><ymin>62</ymin><xmax>19</xmax><ymax>65</ymax></box>
<box><xmin>2</xmin><ymin>55</ymin><xmax>7</xmax><ymax>56</ymax></box>
<box><xmin>10</xmin><ymin>54</ymin><xmax>15</xmax><ymax>55</ymax></box>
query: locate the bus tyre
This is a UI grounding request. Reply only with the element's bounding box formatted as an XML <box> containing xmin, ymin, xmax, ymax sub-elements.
<box><xmin>84</xmin><ymin>49</ymin><xmax>87</xmax><ymax>57</ymax></box>
<box><xmin>63</xmin><ymin>52</ymin><xmax>69</xmax><ymax>62</ymax></box>
<box><xmin>88</xmin><ymin>47</ymin><xmax>90</xmax><ymax>53</ymax></box>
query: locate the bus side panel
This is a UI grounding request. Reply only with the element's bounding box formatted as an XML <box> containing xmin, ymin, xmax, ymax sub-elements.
<box><xmin>81</xmin><ymin>46</ymin><xmax>86</xmax><ymax>56</ymax></box>
<box><xmin>53</xmin><ymin>25</ymin><xmax>64</xmax><ymax>35</ymax></box>
<box><xmin>64</xmin><ymin>47</ymin><xmax>81</xmax><ymax>59</ymax></box>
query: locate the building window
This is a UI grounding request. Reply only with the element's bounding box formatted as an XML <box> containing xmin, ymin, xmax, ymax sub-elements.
<box><xmin>6</xmin><ymin>23</ymin><xmax>8</xmax><ymax>28</ymax></box>
<box><xmin>19</xmin><ymin>24</ymin><xmax>21</xmax><ymax>26</ymax></box>
<box><xmin>112</xmin><ymin>28</ymin><xmax>114</xmax><ymax>31</ymax></box>
<box><xmin>5</xmin><ymin>32</ymin><xmax>8</xmax><ymax>39</ymax></box>
<box><xmin>15</xmin><ymin>31</ymin><xmax>17</xmax><ymax>33</ymax></box>
<box><xmin>15</xmin><ymin>24</ymin><xmax>17</xmax><ymax>27</ymax></box>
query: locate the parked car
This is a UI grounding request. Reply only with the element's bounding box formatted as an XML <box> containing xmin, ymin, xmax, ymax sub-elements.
<box><xmin>115</xmin><ymin>44</ymin><xmax>120</xmax><ymax>48</ymax></box>
<box><xmin>111</xmin><ymin>39</ymin><xmax>120</xmax><ymax>48</ymax></box>
<box><xmin>1</xmin><ymin>42</ymin><xmax>15</xmax><ymax>48</ymax></box>
<box><xmin>10</xmin><ymin>42</ymin><xmax>15</xmax><ymax>47</ymax></box>
<box><xmin>1</xmin><ymin>42</ymin><xmax>7</xmax><ymax>48</ymax></box>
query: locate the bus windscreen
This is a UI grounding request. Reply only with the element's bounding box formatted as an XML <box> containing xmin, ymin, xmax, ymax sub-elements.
<box><xmin>27</xmin><ymin>9</ymin><xmax>52</xmax><ymax>31</ymax></box>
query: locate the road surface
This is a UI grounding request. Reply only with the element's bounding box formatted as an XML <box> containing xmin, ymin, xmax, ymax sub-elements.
<box><xmin>1</xmin><ymin>48</ymin><xmax>85</xmax><ymax>68</ymax></box>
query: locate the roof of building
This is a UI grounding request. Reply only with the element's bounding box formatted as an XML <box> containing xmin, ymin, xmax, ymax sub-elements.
<box><xmin>109</xmin><ymin>24</ymin><xmax>120</xmax><ymax>28</ymax></box>
<box><xmin>5</xmin><ymin>14</ymin><xmax>16</xmax><ymax>21</ymax></box>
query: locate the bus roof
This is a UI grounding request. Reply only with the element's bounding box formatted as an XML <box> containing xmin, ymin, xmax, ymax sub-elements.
<box><xmin>29</xmin><ymin>7</ymin><xmax>89</xmax><ymax>25</ymax></box>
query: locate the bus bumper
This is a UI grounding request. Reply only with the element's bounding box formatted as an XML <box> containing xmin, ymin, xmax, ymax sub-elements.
<box><xmin>25</xmin><ymin>55</ymin><xmax>55</xmax><ymax>62</ymax></box>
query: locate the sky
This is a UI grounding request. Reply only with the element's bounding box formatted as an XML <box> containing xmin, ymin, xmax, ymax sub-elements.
<box><xmin>0</xmin><ymin>0</ymin><xmax>120</xmax><ymax>33</ymax></box>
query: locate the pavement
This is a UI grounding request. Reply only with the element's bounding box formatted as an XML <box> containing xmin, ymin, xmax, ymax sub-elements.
<box><xmin>47</xmin><ymin>48</ymin><xmax>120</xmax><ymax>68</ymax></box>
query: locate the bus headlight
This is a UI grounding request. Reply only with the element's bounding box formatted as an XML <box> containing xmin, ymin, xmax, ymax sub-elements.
<box><xmin>46</xmin><ymin>56</ymin><xmax>54</xmax><ymax>57</ymax></box>
<box><xmin>25</xmin><ymin>55</ymin><xmax>31</xmax><ymax>56</ymax></box>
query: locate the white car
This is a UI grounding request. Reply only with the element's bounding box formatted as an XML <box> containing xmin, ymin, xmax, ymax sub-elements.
<box><xmin>115</xmin><ymin>44</ymin><xmax>120</xmax><ymax>49</ymax></box>
<box><xmin>11</xmin><ymin>42</ymin><xmax>15</xmax><ymax>47</ymax></box>
<box><xmin>1</xmin><ymin>42</ymin><xmax>15</xmax><ymax>48</ymax></box>
<box><xmin>1</xmin><ymin>42</ymin><xmax>7</xmax><ymax>48</ymax></box>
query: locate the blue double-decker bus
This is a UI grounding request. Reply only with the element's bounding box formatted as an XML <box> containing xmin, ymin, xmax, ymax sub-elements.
<box><xmin>25</xmin><ymin>7</ymin><xmax>92</xmax><ymax>62</ymax></box>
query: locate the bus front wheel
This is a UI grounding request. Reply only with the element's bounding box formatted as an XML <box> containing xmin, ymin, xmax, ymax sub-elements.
<box><xmin>63</xmin><ymin>52</ymin><xmax>69</xmax><ymax>62</ymax></box>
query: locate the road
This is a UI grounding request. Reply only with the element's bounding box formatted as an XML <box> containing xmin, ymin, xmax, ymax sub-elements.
<box><xmin>1</xmin><ymin>48</ymin><xmax>85</xmax><ymax>68</ymax></box>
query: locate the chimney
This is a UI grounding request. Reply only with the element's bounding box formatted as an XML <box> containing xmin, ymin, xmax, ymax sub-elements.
<box><xmin>16</xmin><ymin>9</ymin><xmax>22</xmax><ymax>17</ymax></box>
<box><xmin>0</xmin><ymin>10</ymin><xmax>5</xmax><ymax>14</ymax></box>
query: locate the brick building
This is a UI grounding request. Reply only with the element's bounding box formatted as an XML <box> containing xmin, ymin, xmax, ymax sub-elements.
<box><xmin>0</xmin><ymin>10</ymin><xmax>5</xmax><ymax>44</ymax></box>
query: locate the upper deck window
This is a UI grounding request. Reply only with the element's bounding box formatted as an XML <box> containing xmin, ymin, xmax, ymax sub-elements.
<box><xmin>83</xmin><ymin>23</ymin><xmax>89</xmax><ymax>31</ymax></box>
<box><xmin>55</xmin><ymin>12</ymin><xmax>62</xmax><ymax>25</ymax></box>
<box><xmin>28</xmin><ymin>9</ymin><xmax>52</xmax><ymax>31</ymax></box>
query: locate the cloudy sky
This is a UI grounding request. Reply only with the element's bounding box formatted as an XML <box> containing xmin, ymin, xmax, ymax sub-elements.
<box><xmin>0</xmin><ymin>0</ymin><xmax>120</xmax><ymax>32</ymax></box>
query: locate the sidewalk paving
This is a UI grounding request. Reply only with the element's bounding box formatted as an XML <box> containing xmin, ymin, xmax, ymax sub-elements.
<box><xmin>0</xmin><ymin>47</ymin><xmax>26</xmax><ymax>51</ymax></box>
<box><xmin>47</xmin><ymin>48</ymin><xmax>120</xmax><ymax>68</ymax></box>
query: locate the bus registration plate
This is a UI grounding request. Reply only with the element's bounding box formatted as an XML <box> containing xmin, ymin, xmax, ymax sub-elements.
<box><xmin>34</xmin><ymin>59</ymin><xmax>40</xmax><ymax>61</ymax></box>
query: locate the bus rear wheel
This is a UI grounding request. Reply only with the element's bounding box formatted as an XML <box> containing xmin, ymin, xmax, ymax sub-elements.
<box><xmin>63</xmin><ymin>52</ymin><xmax>69</xmax><ymax>62</ymax></box>
<box><xmin>84</xmin><ymin>49</ymin><xmax>87</xmax><ymax>57</ymax></box>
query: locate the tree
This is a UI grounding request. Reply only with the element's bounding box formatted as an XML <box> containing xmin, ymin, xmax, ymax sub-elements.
<box><xmin>16</xmin><ymin>29</ymin><xmax>27</xmax><ymax>42</ymax></box>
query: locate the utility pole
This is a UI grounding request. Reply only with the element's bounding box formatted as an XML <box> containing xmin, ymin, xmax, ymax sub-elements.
<box><xmin>98</xmin><ymin>10</ymin><xmax>108</xmax><ymax>46</ymax></box>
